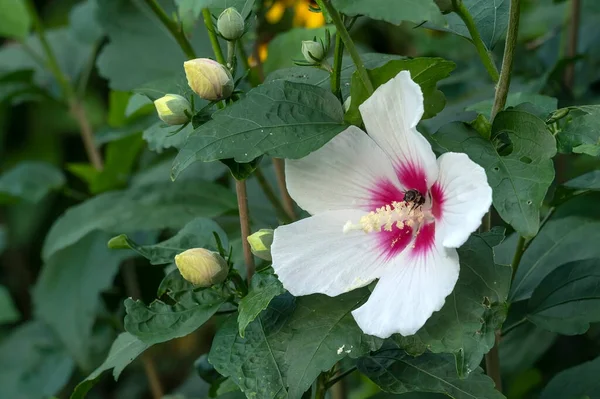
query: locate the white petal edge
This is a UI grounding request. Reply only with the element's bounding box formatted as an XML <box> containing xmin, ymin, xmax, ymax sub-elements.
<box><xmin>434</xmin><ymin>152</ymin><xmax>493</xmax><ymax>248</ymax></box>
<box><xmin>286</xmin><ymin>125</ymin><xmax>402</xmax><ymax>215</ymax></box>
<box><xmin>358</xmin><ymin>70</ymin><xmax>438</xmax><ymax>190</ymax></box>
<box><xmin>271</xmin><ymin>209</ymin><xmax>391</xmax><ymax>297</ymax></box>
<box><xmin>351</xmin><ymin>238</ymin><xmax>459</xmax><ymax>338</ymax></box>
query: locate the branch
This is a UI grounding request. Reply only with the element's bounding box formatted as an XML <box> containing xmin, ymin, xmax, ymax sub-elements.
<box><xmin>452</xmin><ymin>0</ymin><xmax>500</xmax><ymax>82</ymax></box>
<box><xmin>144</xmin><ymin>0</ymin><xmax>196</xmax><ymax>59</ymax></box>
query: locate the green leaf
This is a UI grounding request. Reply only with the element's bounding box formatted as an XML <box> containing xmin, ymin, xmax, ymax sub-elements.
<box><xmin>0</xmin><ymin>69</ymin><xmax>44</xmax><ymax>104</ymax></box>
<box><xmin>237</xmin><ymin>268</ymin><xmax>285</xmax><ymax>337</ymax></box>
<box><xmin>42</xmin><ymin>180</ymin><xmax>237</xmax><ymax>261</ymax></box>
<box><xmin>556</xmin><ymin>105</ymin><xmax>600</xmax><ymax>156</ymax></box>
<box><xmin>124</xmin><ymin>286</ymin><xmax>229</xmax><ymax>344</ymax></box>
<box><xmin>211</xmin><ymin>290</ymin><xmax>381</xmax><ymax>399</ymax></box>
<box><xmin>564</xmin><ymin>170</ymin><xmax>600</xmax><ymax>190</ymax></box>
<box><xmin>158</xmin><ymin>267</ymin><xmax>195</xmax><ymax>297</ymax></box>
<box><xmin>0</xmin><ymin>28</ymin><xmax>95</xmax><ymax>97</ymax></box>
<box><xmin>143</xmin><ymin>121</ymin><xmax>192</xmax><ymax>153</ymax></box>
<box><xmin>0</xmin><ymin>225</ymin><xmax>5</xmax><ymax>256</ymax></box>
<box><xmin>283</xmin><ymin>289</ymin><xmax>382</xmax><ymax>398</ymax></box>
<box><xmin>345</xmin><ymin>58</ymin><xmax>455</xmax><ymax>125</ymax></box>
<box><xmin>331</xmin><ymin>0</ymin><xmax>445</xmax><ymax>26</ymax></box>
<box><xmin>71</xmin><ymin>332</ymin><xmax>151</xmax><ymax>399</ymax></box>
<box><xmin>540</xmin><ymin>355</ymin><xmax>600</xmax><ymax>399</ymax></box>
<box><xmin>358</xmin><ymin>349</ymin><xmax>505</xmax><ymax>399</ymax></box>
<box><xmin>263</xmin><ymin>26</ymin><xmax>333</xmax><ymax>75</ymax></box>
<box><xmin>526</xmin><ymin>259</ymin><xmax>600</xmax><ymax>335</ymax></box>
<box><xmin>32</xmin><ymin>232</ymin><xmax>131</xmax><ymax>370</ymax></box>
<box><xmin>0</xmin><ymin>0</ymin><xmax>31</xmax><ymax>39</ymax></box>
<box><xmin>96</xmin><ymin>0</ymin><xmax>210</xmax><ymax>91</ymax></box>
<box><xmin>436</xmin><ymin>0</ymin><xmax>509</xmax><ymax>50</ymax></box>
<box><xmin>466</xmin><ymin>93</ymin><xmax>558</xmax><ymax>120</ymax></box>
<box><xmin>0</xmin><ymin>321</ymin><xmax>75</xmax><ymax>399</ymax></box>
<box><xmin>432</xmin><ymin>109</ymin><xmax>557</xmax><ymax>237</ymax></box>
<box><xmin>510</xmin><ymin>194</ymin><xmax>600</xmax><ymax>301</ymax></box>
<box><xmin>266</xmin><ymin>53</ymin><xmax>403</xmax><ymax>99</ymax></box>
<box><xmin>70</xmin><ymin>134</ymin><xmax>145</xmax><ymax>194</ymax></box>
<box><xmin>109</xmin><ymin>217</ymin><xmax>228</xmax><ymax>265</ymax></box>
<box><xmin>415</xmin><ymin>228</ymin><xmax>511</xmax><ymax>377</ymax></box>
<box><xmin>209</xmin><ymin>295</ymin><xmax>295</xmax><ymax>399</ymax></box>
<box><xmin>172</xmin><ymin>80</ymin><xmax>347</xmax><ymax>178</ymax></box>
<box><xmin>95</xmin><ymin>113</ymin><xmax>156</xmax><ymax>144</ymax></box>
<box><xmin>133</xmin><ymin>73</ymin><xmax>191</xmax><ymax>101</ymax></box>
<box><xmin>69</xmin><ymin>0</ymin><xmax>104</xmax><ymax>44</ymax></box>
<box><xmin>131</xmin><ymin>157</ymin><xmax>227</xmax><ymax>187</ymax></box>
<box><xmin>0</xmin><ymin>161</ymin><xmax>65</xmax><ymax>203</ymax></box>
<box><xmin>499</xmin><ymin>322</ymin><xmax>557</xmax><ymax>376</ymax></box>
<box><xmin>0</xmin><ymin>284</ymin><xmax>20</xmax><ymax>324</ymax></box>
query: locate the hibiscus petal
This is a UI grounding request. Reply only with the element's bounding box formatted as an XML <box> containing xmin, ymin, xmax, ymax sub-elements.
<box><xmin>271</xmin><ymin>209</ymin><xmax>389</xmax><ymax>296</ymax></box>
<box><xmin>351</xmin><ymin>234</ymin><xmax>459</xmax><ymax>338</ymax></box>
<box><xmin>359</xmin><ymin>71</ymin><xmax>438</xmax><ymax>195</ymax></box>
<box><xmin>286</xmin><ymin>125</ymin><xmax>403</xmax><ymax>214</ymax></box>
<box><xmin>432</xmin><ymin>152</ymin><xmax>492</xmax><ymax>248</ymax></box>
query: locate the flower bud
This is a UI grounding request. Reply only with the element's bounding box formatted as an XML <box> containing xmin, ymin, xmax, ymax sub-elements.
<box><xmin>301</xmin><ymin>40</ymin><xmax>326</xmax><ymax>64</ymax></box>
<box><xmin>184</xmin><ymin>58</ymin><xmax>234</xmax><ymax>101</ymax></box>
<box><xmin>217</xmin><ymin>8</ymin><xmax>245</xmax><ymax>41</ymax></box>
<box><xmin>247</xmin><ymin>229</ymin><xmax>274</xmax><ymax>261</ymax></box>
<box><xmin>174</xmin><ymin>248</ymin><xmax>228</xmax><ymax>287</ymax></box>
<box><xmin>153</xmin><ymin>94</ymin><xmax>191</xmax><ymax>125</ymax></box>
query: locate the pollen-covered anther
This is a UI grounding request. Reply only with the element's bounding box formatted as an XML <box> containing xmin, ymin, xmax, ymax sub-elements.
<box><xmin>342</xmin><ymin>201</ymin><xmax>432</xmax><ymax>235</ymax></box>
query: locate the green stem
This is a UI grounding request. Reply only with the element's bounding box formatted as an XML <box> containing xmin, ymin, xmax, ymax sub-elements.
<box><xmin>325</xmin><ymin>366</ymin><xmax>357</xmax><ymax>389</ymax></box>
<box><xmin>485</xmin><ymin>0</ymin><xmax>521</xmax><ymax>393</ymax></box>
<box><xmin>490</xmin><ymin>0</ymin><xmax>521</xmax><ymax>121</ymax></box>
<box><xmin>331</xmin><ymin>31</ymin><xmax>344</xmax><ymax>102</ymax></box>
<box><xmin>25</xmin><ymin>0</ymin><xmax>103</xmax><ymax>171</ymax></box>
<box><xmin>24</xmin><ymin>0</ymin><xmax>73</xmax><ymax>99</ymax></box>
<box><xmin>226</xmin><ymin>41</ymin><xmax>236</xmax><ymax>71</ymax></box>
<box><xmin>321</xmin><ymin>0</ymin><xmax>373</xmax><ymax>95</ymax></box>
<box><xmin>452</xmin><ymin>0</ymin><xmax>499</xmax><ymax>82</ymax></box>
<box><xmin>229</xmin><ymin>270</ymin><xmax>248</xmax><ymax>297</ymax></box>
<box><xmin>144</xmin><ymin>0</ymin><xmax>196</xmax><ymax>59</ymax></box>
<box><xmin>511</xmin><ymin>235</ymin><xmax>526</xmax><ymax>280</ymax></box>
<box><xmin>202</xmin><ymin>8</ymin><xmax>226</xmax><ymax>64</ymax></box>
<box><xmin>254</xmin><ymin>167</ymin><xmax>292</xmax><ymax>224</ymax></box>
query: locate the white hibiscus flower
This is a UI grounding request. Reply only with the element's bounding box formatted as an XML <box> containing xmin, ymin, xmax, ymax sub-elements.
<box><xmin>271</xmin><ymin>71</ymin><xmax>493</xmax><ymax>338</ymax></box>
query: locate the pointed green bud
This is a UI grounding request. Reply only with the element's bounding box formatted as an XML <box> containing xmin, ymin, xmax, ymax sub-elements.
<box><xmin>301</xmin><ymin>40</ymin><xmax>326</xmax><ymax>65</ymax></box>
<box><xmin>343</xmin><ymin>96</ymin><xmax>351</xmax><ymax>112</ymax></box>
<box><xmin>174</xmin><ymin>248</ymin><xmax>228</xmax><ymax>287</ymax></box>
<box><xmin>247</xmin><ymin>229</ymin><xmax>274</xmax><ymax>261</ymax></box>
<box><xmin>153</xmin><ymin>94</ymin><xmax>191</xmax><ymax>125</ymax></box>
<box><xmin>184</xmin><ymin>58</ymin><xmax>234</xmax><ymax>101</ymax></box>
<box><xmin>217</xmin><ymin>7</ymin><xmax>245</xmax><ymax>41</ymax></box>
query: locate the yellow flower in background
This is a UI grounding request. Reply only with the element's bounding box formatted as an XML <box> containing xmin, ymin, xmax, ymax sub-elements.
<box><xmin>248</xmin><ymin>43</ymin><xmax>269</xmax><ymax>66</ymax></box>
<box><xmin>265</xmin><ymin>0</ymin><xmax>325</xmax><ymax>28</ymax></box>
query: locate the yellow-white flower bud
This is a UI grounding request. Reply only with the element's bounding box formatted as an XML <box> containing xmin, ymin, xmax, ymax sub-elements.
<box><xmin>301</xmin><ymin>40</ymin><xmax>326</xmax><ymax>64</ymax></box>
<box><xmin>217</xmin><ymin>8</ymin><xmax>245</xmax><ymax>41</ymax></box>
<box><xmin>247</xmin><ymin>229</ymin><xmax>274</xmax><ymax>261</ymax></box>
<box><xmin>174</xmin><ymin>248</ymin><xmax>228</xmax><ymax>287</ymax></box>
<box><xmin>184</xmin><ymin>58</ymin><xmax>234</xmax><ymax>101</ymax></box>
<box><xmin>153</xmin><ymin>94</ymin><xmax>191</xmax><ymax>125</ymax></box>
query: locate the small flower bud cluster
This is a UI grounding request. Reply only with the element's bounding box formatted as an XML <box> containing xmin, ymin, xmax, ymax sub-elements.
<box><xmin>297</xmin><ymin>30</ymin><xmax>332</xmax><ymax>71</ymax></box>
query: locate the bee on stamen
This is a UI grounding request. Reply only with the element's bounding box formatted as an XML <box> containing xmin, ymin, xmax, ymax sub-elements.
<box><xmin>403</xmin><ymin>189</ymin><xmax>425</xmax><ymax>211</ymax></box>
